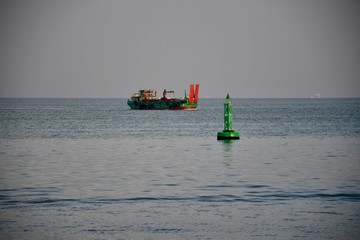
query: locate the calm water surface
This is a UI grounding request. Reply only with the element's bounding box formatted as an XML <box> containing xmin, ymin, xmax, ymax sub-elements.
<box><xmin>0</xmin><ymin>98</ymin><xmax>359</xmax><ymax>239</ymax></box>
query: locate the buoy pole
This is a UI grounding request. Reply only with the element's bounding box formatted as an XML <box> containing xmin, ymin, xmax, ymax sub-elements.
<box><xmin>224</xmin><ymin>93</ymin><xmax>232</xmax><ymax>131</ymax></box>
<box><xmin>217</xmin><ymin>93</ymin><xmax>240</xmax><ymax>140</ymax></box>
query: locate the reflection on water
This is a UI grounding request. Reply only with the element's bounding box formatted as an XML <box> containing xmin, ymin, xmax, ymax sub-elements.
<box><xmin>221</xmin><ymin>140</ymin><xmax>236</xmax><ymax>166</ymax></box>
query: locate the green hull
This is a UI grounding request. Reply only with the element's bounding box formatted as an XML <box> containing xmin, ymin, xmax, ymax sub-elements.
<box><xmin>127</xmin><ymin>99</ymin><xmax>197</xmax><ymax>110</ymax></box>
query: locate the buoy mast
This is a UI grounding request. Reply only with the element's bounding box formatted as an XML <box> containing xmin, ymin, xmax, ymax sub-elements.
<box><xmin>217</xmin><ymin>93</ymin><xmax>240</xmax><ymax>140</ymax></box>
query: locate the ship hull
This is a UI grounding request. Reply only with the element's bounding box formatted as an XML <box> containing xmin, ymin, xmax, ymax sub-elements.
<box><xmin>127</xmin><ymin>99</ymin><xmax>197</xmax><ymax>110</ymax></box>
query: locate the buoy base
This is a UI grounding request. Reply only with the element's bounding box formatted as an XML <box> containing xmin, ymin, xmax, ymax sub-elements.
<box><xmin>217</xmin><ymin>130</ymin><xmax>240</xmax><ymax>140</ymax></box>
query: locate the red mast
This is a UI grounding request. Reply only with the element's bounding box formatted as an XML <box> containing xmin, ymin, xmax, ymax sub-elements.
<box><xmin>194</xmin><ymin>84</ymin><xmax>199</xmax><ymax>103</ymax></box>
<box><xmin>189</xmin><ymin>84</ymin><xmax>194</xmax><ymax>103</ymax></box>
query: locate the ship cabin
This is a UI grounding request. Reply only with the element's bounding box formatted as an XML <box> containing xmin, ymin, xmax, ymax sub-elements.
<box><xmin>131</xmin><ymin>88</ymin><xmax>158</xmax><ymax>101</ymax></box>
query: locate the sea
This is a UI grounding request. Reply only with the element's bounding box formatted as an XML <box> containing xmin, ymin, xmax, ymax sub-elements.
<box><xmin>0</xmin><ymin>98</ymin><xmax>359</xmax><ymax>240</ymax></box>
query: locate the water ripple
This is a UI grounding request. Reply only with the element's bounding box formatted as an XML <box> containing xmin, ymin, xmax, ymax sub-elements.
<box><xmin>1</xmin><ymin>192</ymin><xmax>359</xmax><ymax>208</ymax></box>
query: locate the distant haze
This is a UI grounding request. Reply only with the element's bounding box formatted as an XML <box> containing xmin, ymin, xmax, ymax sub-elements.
<box><xmin>1</xmin><ymin>0</ymin><xmax>359</xmax><ymax>98</ymax></box>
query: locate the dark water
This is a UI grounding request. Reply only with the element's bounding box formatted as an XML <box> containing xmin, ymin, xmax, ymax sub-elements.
<box><xmin>0</xmin><ymin>98</ymin><xmax>359</xmax><ymax>239</ymax></box>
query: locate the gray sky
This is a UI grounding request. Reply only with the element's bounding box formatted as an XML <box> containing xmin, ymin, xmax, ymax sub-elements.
<box><xmin>0</xmin><ymin>0</ymin><xmax>359</xmax><ymax>98</ymax></box>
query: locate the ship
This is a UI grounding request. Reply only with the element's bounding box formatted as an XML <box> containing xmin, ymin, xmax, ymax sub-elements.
<box><xmin>310</xmin><ymin>93</ymin><xmax>321</xmax><ymax>99</ymax></box>
<box><xmin>127</xmin><ymin>84</ymin><xmax>199</xmax><ymax>110</ymax></box>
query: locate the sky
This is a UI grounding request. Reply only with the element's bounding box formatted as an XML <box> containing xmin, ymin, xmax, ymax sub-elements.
<box><xmin>0</xmin><ymin>0</ymin><xmax>359</xmax><ymax>98</ymax></box>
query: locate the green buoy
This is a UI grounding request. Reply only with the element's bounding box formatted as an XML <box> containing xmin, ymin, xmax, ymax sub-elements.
<box><xmin>217</xmin><ymin>93</ymin><xmax>240</xmax><ymax>140</ymax></box>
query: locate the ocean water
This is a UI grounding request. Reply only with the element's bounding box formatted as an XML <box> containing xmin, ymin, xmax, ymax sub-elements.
<box><xmin>0</xmin><ymin>98</ymin><xmax>359</xmax><ymax>239</ymax></box>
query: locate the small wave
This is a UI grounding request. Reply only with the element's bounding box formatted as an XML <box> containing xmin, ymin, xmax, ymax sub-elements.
<box><xmin>245</xmin><ymin>192</ymin><xmax>360</xmax><ymax>202</ymax></box>
<box><xmin>83</xmin><ymin>226</ymin><xmax>187</xmax><ymax>234</ymax></box>
<box><xmin>1</xmin><ymin>192</ymin><xmax>359</xmax><ymax>208</ymax></box>
<box><xmin>203</xmin><ymin>184</ymin><xmax>241</xmax><ymax>188</ymax></box>
<box><xmin>0</xmin><ymin>198</ymin><xmax>78</xmax><ymax>207</ymax></box>
<box><xmin>25</xmin><ymin>198</ymin><xmax>78</xmax><ymax>204</ymax></box>
<box><xmin>310</xmin><ymin>193</ymin><xmax>360</xmax><ymax>201</ymax></box>
<box><xmin>243</xmin><ymin>184</ymin><xmax>272</xmax><ymax>189</ymax></box>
